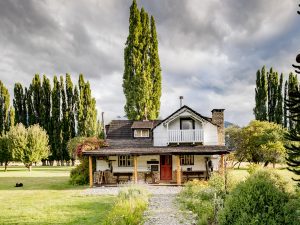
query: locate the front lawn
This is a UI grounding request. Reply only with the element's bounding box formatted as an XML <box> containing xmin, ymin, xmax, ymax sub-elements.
<box><xmin>0</xmin><ymin>166</ymin><xmax>115</xmax><ymax>225</ymax></box>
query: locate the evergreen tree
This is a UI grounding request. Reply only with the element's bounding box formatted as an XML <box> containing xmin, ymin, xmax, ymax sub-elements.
<box><xmin>254</xmin><ymin>66</ymin><xmax>267</xmax><ymax>121</ymax></box>
<box><xmin>0</xmin><ymin>81</ymin><xmax>10</xmax><ymax>134</ymax></box>
<box><xmin>13</xmin><ymin>83</ymin><xmax>26</xmax><ymax>125</ymax></box>
<box><xmin>149</xmin><ymin>15</ymin><xmax>162</xmax><ymax>119</ymax></box>
<box><xmin>123</xmin><ymin>0</ymin><xmax>161</xmax><ymax>120</ymax></box>
<box><xmin>60</xmin><ymin>76</ymin><xmax>69</xmax><ymax>164</ymax></box>
<box><xmin>275</xmin><ymin>73</ymin><xmax>283</xmax><ymax>124</ymax></box>
<box><xmin>285</xmin><ymin>89</ymin><xmax>300</xmax><ymax>184</ymax></box>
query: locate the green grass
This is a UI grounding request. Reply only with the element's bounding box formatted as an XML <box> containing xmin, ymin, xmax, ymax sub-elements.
<box><xmin>0</xmin><ymin>166</ymin><xmax>115</xmax><ymax>225</ymax></box>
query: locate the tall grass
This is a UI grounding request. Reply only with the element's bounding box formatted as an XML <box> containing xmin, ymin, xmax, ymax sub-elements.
<box><xmin>104</xmin><ymin>185</ymin><xmax>149</xmax><ymax>225</ymax></box>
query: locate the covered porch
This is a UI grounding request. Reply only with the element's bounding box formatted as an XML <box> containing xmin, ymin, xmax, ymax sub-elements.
<box><xmin>83</xmin><ymin>145</ymin><xmax>228</xmax><ymax>187</ymax></box>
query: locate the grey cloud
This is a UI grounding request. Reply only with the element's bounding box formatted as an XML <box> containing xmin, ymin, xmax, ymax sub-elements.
<box><xmin>0</xmin><ymin>0</ymin><xmax>299</xmax><ymax>126</ymax></box>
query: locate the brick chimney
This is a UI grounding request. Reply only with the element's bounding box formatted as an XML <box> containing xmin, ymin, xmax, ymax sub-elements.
<box><xmin>211</xmin><ymin>109</ymin><xmax>225</xmax><ymax>145</ymax></box>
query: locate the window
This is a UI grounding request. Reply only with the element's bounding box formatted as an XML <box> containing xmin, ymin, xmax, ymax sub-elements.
<box><xmin>134</xmin><ymin>129</ymin><xmax>150</xmax><ymax>138</ymax></box>
<box><xmin>118</xmin><ymin>155</ymin><xmax>133</xmax><ymax>167</ymax></box>
<box><xmin>180</xmin><ymin>119</ymin><xmax>194</xmax><ymax>130</ymax></box>
<box><xmin>180</xmin><ymin>155</ymin><xmax>194</xmax><ymax>165</ymax></box>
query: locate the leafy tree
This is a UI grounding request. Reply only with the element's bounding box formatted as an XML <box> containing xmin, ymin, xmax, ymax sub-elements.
<box><xmin>0</xmin><ymin>135</ymin><xmax>12</xmax><ymax>171</ymax></box>
<box><xmin>0</xmin><ymin>81</ymin><xmax>10</xmax><ymax>134</ymax></box>
<box><xmin>225</xmin><ymin>125</ymin><xmax>244</xmax><ymax>167</ymax></box>
<box><xmin>226</xmin><ymin>120</ymin><xmax>286</xmax><ymax>166</ymax></box>
<box><xmin>284</xmin><ymin>80</ymin><xmax>288</xmax><ymax>128</ymax></box>
<box><xmin>77</xmin><ymin>75</ymin><xmax>97</xmax><ymax>137</ymax></box>
<box><xmin>51</xmin><ymin>76</ymin><xmax>62</xmax><ymax>163</ymax></box>
<box><xmin>13</xmin><ymin>83</ymin><xmax>27</xmax><ymax>125</ymax></box>
<box><xmin>123</xmin><ymin>0</ymin><xmax>161</xmax><ymax>120</ymax></box>
<box><xmin>149</xmin><ymin>15</ymin><xmax>162</xmax><ymax>119</ymax></box>
<box><xmin>8</xmin><ymin>123</ymin><xmax>49</xmax><ymax>171</ymax></box>
<box><xmin>254</xmin><ymin>66</ymin><xmax>267</xmax><ymax>121</ymax></box>
<box><xmin>275</xmin><ymin>73</ymin><xmax>283</xmax><ymax>124</ymax></box>
<box><xmin>218</xmin><ymin>170</ymin><xmax>299</xmax><ymax>225</ymax></box>
<box><xmin>267</xmin><ymin>68</ymin><xmax>279</xmax><ymax>123</ymax></box>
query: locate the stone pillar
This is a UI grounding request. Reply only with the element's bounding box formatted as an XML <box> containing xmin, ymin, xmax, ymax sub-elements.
<box><xmin>211</xmin><ymin>109</ymin><xmax>225</xmax><ymax>145</ymax></box>
<box><xmin>89</xmin><ymin>156</ymin><xmax>93</xmax><ymax>188</ymax></box>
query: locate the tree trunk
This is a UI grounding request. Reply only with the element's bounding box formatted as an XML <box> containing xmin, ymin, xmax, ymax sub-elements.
<box><xmin>61</xmin><ymin>160</ymin><xmax>65</xmax><ymax>166</ymax></box>
<box><xmin>0</xmin><ymin>162</ymin><xmax>3</xmax><ymax>166</ymax></box>
<box><xmin>273</xmin><ymin>163</ymin><xmax>276</xmax><ymax>168</ymax></box>
<box><xmin>42</xmin><ymin>160</ymin><xmax>46</xmax><ymax>166</ymax></box>
<box><xmin>56</xmin><ymin>161</ymin><xmax>60</xmax><ymax>166</ymax></box>
<box><xmin>237</xmin><ymin>161</ymin><xmax>242</xmax><ymax>169</ymax></box>
<box><xmin>4</xmin><ymin>161</ymin><xmax>8</xmax><ymax>172</ymax></box>
<box><xmin>71</xmin><ymin>159</ymin><xmax>75</xmax><ymax>166</ymax></box>
<box><xmin>264</xmin><ymin>161</ymin><xmax>269</xmax><ymax>167</ymax></box>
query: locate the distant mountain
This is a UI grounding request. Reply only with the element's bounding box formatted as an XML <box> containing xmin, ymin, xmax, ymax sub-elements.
<box><xmin>224</xmin><ymin>121</ymin><xmax>238</xmax><ymax>128</ymax></box>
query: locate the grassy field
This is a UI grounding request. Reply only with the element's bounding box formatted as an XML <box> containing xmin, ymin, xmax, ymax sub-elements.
<box><xmin>0</xmin><ymin>166</ymin><xmax>115</xmax><ymax>225</ymax></box>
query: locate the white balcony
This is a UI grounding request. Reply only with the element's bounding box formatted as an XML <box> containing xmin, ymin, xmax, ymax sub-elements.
<box><xmin>168</xmin><ymin>129</ymin><xmax>204</xmax><ymax>144</ymax></box>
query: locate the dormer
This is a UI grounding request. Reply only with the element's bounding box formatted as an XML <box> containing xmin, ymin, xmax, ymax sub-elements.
<box><xmin>131</xmin><ymin>121</ymin><xmax>154</xmax><ymax>138</ymax></box>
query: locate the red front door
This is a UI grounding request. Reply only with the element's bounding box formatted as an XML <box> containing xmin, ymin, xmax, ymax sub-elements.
<box><xmin>160</xmin><ymin>155</ymin><xmax>172</xmax><ymax>180</ymax></box>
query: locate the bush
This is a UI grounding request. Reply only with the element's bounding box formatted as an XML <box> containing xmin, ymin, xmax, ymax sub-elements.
<box><xmin>179</xmin><ymin>173</ymin><xmax>226</xmax><ymax>225</ymax></box>
<box><xmin>69</xmin><ymin>157</ymin><xmax>89</xmax><ymax>185</ymax></box>
<box><xmin>103</xmin><ymin>185</ymin><xmax>149</xmax><ymax>225</ymax></box>
<box><xmin>218</xmin><ymin>170</ymin><xmax>300</xmax><ymax>225</ymax></box>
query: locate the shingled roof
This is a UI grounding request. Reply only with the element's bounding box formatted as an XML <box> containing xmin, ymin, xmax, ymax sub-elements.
<box><xmin>131</xmin><ymin>121</ymin><xmax>154</xmax><ymax>129</ymax></box>
<box><xmin>106</xmin><ymin>120</ymin><xmax>162</xmax><ymax>139</ymax></box>
<box><xmin>83</xmin><ymin>145</ymin><xmax>229</xmax><ymax>156</ymax></box>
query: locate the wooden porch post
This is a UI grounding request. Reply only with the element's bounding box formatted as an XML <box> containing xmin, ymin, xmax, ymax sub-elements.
<box><xmin>176</xmin><ymin>155</ymin><xmax>181</xmax><ymax>185</ymax></box>
<box><xmin>133</xmin><ymin>155</ymin><xmax>138</xmax><ymax>183</ymax></box>
<box><xmin>89</xmin><ymin>156</ymin><xmax>93</xmax><ymax>188</ymax></box>
<box><xmin>219</xmin><ymin>154</ymin><xmax>225</xmax><ymax>175</ymax></box>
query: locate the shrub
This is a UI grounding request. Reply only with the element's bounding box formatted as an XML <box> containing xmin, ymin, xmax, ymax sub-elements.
<box><xmin>179</xmin><ymin>173</ymin><xmax>226</xmax><ymax>225</ymax></box>
<box><xmin>218</xmin><ymin>170</ymin><xmax>300</xmax><ymax>225</ymax></box>
<box><xmin>103</xmin><ymin>185</ymin><xmax>149</xmax><ymax>225</ymax></box>
<box><xmin>247</xmin><ymin>163</ymin><xmax>261</xmax><ymax>174</ymax></box>
<box><xmin>69</xmin><ymin>157</ymin><xmax>89</xmax><ymax>185</ymax></box>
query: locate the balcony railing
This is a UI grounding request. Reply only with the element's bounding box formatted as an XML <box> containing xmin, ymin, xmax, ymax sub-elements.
<box><xmin>168</xmin><ymin>129</ymin><xmax>204</xmax><ymax>143</ymax></box>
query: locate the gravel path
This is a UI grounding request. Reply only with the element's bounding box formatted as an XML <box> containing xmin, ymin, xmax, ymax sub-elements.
<box><xmin>143</xmin><ymin>188</ymin><xmax>197</xmax><ymax>225</ymax></box>
<box><xmin>82</xmin><ymin>185</ymin><xmax>197</xmax><ymax>225</ymax></box>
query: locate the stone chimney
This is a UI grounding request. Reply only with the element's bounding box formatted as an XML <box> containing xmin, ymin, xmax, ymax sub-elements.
<box><xmin>211</xmin><ymin>109</ymin><xmax>225</xmax><ymax>145</ymax></box>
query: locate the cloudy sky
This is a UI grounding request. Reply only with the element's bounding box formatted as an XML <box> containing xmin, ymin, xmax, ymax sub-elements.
<box><xmin>0</xmin><ymin>0</ymin><xmax>299</xmax><ymax>126</ymax></box>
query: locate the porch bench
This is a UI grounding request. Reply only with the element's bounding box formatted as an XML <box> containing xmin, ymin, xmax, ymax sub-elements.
<box><xmin>113</xmin><ymin>172</ymin><xmax>133</xmax><ymax>183</ymax></box>
<box><xmin>183</xmin><ymin>171</ymin><xmax>206</xmax><ymax>181</ymax></box>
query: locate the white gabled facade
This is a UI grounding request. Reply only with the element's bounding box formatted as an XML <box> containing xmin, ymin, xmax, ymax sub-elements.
<box><xmin>153</xmin><ymin>106</ymin><xmax>220</xmax><ymax>146</ymax></box>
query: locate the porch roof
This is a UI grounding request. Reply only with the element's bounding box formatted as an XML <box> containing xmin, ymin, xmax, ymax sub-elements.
<box><xmin>82</xmin><ymin>145</ymin><xmax>229</xmax><ymax>156</ymax></box>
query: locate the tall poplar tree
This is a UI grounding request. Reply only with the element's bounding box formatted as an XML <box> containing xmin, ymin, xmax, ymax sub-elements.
<box><xmin>51</xmin><ymin>76</ymin><xmax>62</xmax><ymax>163</ymax></box>
<box><xmin>31</xmin><ymin>74</ymin><xmax>43</xmax><ymax>124</ymax></box>
<box><xmin>267</xmin><ymin>68</ymin><xmax>278</xmax><ymax>123</ymax></box>
<box><xmin>275</xmin><ymin>73</ymin><xmax>283</xmax><ymax>124</ymax></box>
<box><xmin>288</xmin><ymin>73</ymin><xmax>298</xmax><ymax>130</ymax></box>
<box><xmin>254</xmin><ymin>66</ymin><xmax>267</xmax><ymax>121</ymax></box>
<box><xmin>123</xmin><ymin>0</ymin><xmax>161</xmax><ymax>120</ymax></box>
<box><xmin>150</xmin><ymin>15</ymin><xmax>162</xmax><ymax>119</ymax></box>
<box><xmin>283</xmin><ymin>80</ymin><xmax>288</xmax><ymax>128</ymax></box>
<box><xmin>0</xmin><ymin>81</ymin><xmax>10</xmax><ymax>134</ymax></box>
<box><xmin>13</xmin><ymin>83</ymin><xmax>27</xmax><ymax>125</ymax></box>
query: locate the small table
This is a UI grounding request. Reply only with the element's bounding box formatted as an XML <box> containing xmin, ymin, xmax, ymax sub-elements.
<box><xmin>113</xmin><ymin>172</ymin><xmax>133</xmax><ymax>183</ymax></box>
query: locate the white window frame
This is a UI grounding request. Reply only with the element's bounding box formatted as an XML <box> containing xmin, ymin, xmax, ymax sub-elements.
<box><xmin>180</xmin><ymin>155</ymin><xmax>194</xmax><ymax>165</ymax></box>
<box><xmin>134</xmin><ymin>129</ymin><xmax>150</xmax><ymax>138</ymax></box>
<box><xmin>118</xmin><ymin>155</ymin><xmax>133</xmax><ymax>167</ymax></box>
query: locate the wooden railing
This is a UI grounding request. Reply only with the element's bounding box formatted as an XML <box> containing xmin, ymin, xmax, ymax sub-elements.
<box><xmin>168</xmin><ymin>129</ymin><xmax>204</xmax><ymax>143</ymax></box>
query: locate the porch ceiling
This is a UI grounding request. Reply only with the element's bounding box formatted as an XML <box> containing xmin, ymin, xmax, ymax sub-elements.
<box><xmin>82</xmin><ymin>145</ymin><xmax>229</xmax><ymax>156</ymax></box>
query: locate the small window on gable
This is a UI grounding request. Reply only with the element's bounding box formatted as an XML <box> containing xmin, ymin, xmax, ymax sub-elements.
<box><xmin>180</xmin><ymin>155</ymin><xmax>194</xmax><ymax>165</ymax></box>
<box><xmin>134</xmin><ymin>129</ymin><xmax>150</xmax><ymax>138</ymax></box>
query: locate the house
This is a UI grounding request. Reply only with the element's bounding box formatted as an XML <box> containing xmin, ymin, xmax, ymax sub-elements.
<box><xmin>83</xmin><ymin>105</ymin><xmax>229</xmax><ymax>186</ymax></box>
